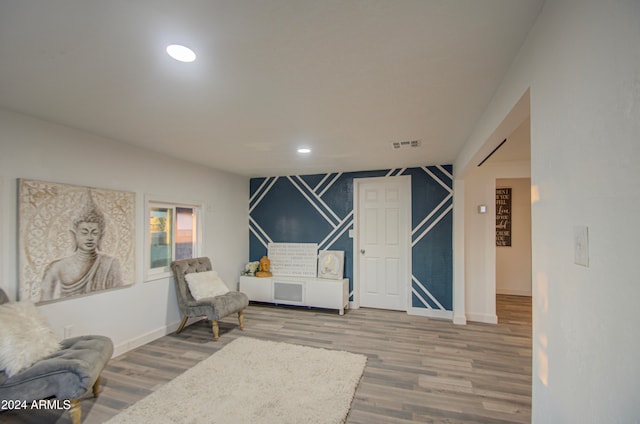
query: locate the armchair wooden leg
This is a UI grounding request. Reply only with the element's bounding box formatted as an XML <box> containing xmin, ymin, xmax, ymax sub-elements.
<box><xmin>176</xmin><ymin>315</ymin><xmax>188</xmax><ymax>334</ymax></box>
<box><xmin>68</xmin><ymin>399</ymin><xmax>81</xmax><ymax>424</ymax></box>
<box><xmin>92</xmin><ymin>376</ymin><xmax>101</xmax><ymax>398</ymax></box>
<box><xmin>238</xmin><ymin>310</ymin><xmax>245</xmax><ymax>330</ymax></box>
<box><xmin>212</xmin><ymin>320</ymin><xmax>219</xmax><ymax>341</ymax></box>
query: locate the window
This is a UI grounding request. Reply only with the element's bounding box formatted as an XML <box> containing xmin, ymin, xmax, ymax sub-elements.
<box><xmin>147</xmin><ymin>201</ymin><xmax>201</xmax><ymax>279</ymax></box>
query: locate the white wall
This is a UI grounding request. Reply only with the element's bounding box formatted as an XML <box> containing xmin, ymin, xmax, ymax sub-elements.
<box><xmin>496</xmin><ymin>178</ymin><xmax>532</xmax><ymax>296</ymax></box>
<box><xmin>0</xmin><ymin>108</ymin><xmax>249</xmax><ymax>356</ymax></box>
<box><xmin>455</xmin><ymin>0</ymin><xmax>640</xmax><ymax>421</ymax></box>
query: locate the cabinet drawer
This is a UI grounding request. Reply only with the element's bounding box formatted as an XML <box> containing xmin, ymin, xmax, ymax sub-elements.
<box><xmin>239</xmin><ymin>277</ymin><xmax>272</xmax><ymax>302</ymax></box>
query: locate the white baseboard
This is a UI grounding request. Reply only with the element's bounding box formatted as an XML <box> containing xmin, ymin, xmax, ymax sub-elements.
<box><xmin>408</xmin><ymin>307</ymin><xmax>453</xmax><ymax>320</ymax></box>
<box><xmin>113</xmin><ymin>320</ymin><xmax>184</xmax><ymax>358</ymax></box>
<box><xmin>453</xmin><ymin>314</ymin><xmax>467</xmax><ymax>325</ymax></box>
<box><xmin>466</xmin><ymin>312</ymin><xmax>498</xmax><ymax>324</ymax></box>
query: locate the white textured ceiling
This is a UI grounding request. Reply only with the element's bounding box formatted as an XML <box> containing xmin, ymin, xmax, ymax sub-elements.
<box><xmin>0</xmin><ymin>0</ymin><xmax>542</xmax><ymax>177</ymax></box>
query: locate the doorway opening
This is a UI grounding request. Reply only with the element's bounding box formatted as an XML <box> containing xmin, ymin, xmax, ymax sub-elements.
<box><xmin>496</xmin><ymin>177</ymin><xmax>532</xmax><ymax>323</ymax></box>
<box><xmin>490</xmin><ymin>118</ymin><xmax>532</xmax><ymax>325</ymax></box>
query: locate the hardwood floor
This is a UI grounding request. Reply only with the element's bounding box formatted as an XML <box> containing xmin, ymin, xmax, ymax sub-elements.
<box><xmin>2</xmin><ymin>295</ymin><xmax>531</xmax><ymax>423</ymax></box>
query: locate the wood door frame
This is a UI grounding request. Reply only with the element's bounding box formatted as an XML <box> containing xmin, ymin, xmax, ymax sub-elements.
<box><xmin>352</xmin><ymin>175</ymin><xmax>412</xmax><ymax>311</ymax></box>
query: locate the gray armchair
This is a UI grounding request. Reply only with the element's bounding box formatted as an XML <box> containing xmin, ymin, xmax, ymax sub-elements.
<box><xmin>170</xmin><ymin>257</ymin><xmax>249</xmax><ymax>341</ymax></box>
<box><xmin>0</xmin><ymin>289</ymin><xmax>113</xmax><ymax>424</ymax></box>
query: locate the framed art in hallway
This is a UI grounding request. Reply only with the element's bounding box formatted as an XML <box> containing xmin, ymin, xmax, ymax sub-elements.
<box><xmin>496</xmin><ymin>187</ymin><xmax>512</xmax><ymax>246</ymax></box>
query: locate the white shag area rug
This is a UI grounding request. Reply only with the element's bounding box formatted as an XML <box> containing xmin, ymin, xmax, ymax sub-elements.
<box><xmin>106</xmin><ymin>337</ymin><xmax>367</xmax><ymax>424</ymax></box>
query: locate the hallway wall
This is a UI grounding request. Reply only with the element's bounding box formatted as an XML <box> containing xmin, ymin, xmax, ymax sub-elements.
<box><xmin>496</xmin><ymin>177</ymin><xmax>532</xmax><ymax>296</ymax></box>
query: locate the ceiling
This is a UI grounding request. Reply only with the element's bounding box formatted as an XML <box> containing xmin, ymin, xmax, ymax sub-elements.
<box><xmin>0</xmin><ymin>1</ymin><xmax>542</xmax><ymax>177</ymax></box>
<box><xmin>486</xmin><ymin>116</ymin><xmax>531</xmax><ymax>165</ymax></box>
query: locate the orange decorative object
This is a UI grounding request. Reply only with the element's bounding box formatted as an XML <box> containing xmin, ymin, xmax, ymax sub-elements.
<box><xmin>255</xmin><ymin>255</ymin><xmax>272</xmax><ymax>277</ymax></box>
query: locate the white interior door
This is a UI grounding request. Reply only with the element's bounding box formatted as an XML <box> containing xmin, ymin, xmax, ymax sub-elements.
<box><xmin>356</xmin><ymin>176</ymin><xmax>410</xmax><ymax>311</ymax></box>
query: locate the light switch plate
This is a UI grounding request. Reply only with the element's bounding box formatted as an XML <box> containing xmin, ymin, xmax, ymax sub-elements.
<box><xmin>574</xmin><ymin>225</ymin><xmax>589</xmax><ymax>267</ymax></box>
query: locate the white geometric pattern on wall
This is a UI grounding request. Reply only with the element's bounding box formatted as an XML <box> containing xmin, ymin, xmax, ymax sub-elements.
<box><xmin>249</xmin><ymin>165</ymin><xmax>453</xmax><ymax>311</ymax></box>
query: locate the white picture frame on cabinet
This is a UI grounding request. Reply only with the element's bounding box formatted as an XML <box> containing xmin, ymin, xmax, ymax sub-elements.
<box><xmin>317</xmin><ymin>250</ymin><xmax>344</xmax><ymax>280</ymax></box>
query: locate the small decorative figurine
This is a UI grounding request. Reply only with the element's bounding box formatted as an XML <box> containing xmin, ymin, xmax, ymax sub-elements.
<box><xmin>255</xmin><ymin>255</ymin><xmax>272</xmax><ymax>277</ymax></box>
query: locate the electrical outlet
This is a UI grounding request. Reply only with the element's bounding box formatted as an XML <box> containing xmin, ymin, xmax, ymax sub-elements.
<box><xmin>574</xmin><ymin>225</ymin><xmax>589</xmax><ymax>267</ymax></box>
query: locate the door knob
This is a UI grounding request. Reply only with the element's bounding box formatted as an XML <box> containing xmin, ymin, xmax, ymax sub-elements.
<box><xmin>360</xmin><ymin>249</ymin><xmax>365</xmax><ymax>254</ymax></box>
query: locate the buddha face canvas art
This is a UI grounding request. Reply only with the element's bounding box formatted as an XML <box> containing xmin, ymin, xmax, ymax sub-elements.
<box><xmin>18</xmin><ymin>179</ymin><xmax>135</xmax><ymax>303</ymax></box>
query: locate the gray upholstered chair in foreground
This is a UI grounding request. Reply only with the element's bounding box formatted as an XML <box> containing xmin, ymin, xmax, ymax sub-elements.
<box><xmin>171</xmin><ymin>257</ymin><xmax>249</xmax><ymax>341</ymax></box>
<box><xmin>0</xmin><ymin>289</ymin><xmax>113</xmax><ymax>424</ymax></box>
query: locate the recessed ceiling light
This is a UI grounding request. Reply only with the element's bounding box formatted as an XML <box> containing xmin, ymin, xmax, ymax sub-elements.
<box><xmin>166</xmin><ymin>44</ymin><xmax>196</xmax><ymax>62</ymax></box>
<box><xmin>297</xmin><ymin>148</ymin><xmax>311</xmax><ymax>154</ymax></box>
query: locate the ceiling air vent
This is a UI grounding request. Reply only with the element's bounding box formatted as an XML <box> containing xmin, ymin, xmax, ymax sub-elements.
<box><xmin>391</xmin><ymin>140</ymin><xmax>421</xmax><ymax>150</ymax></box>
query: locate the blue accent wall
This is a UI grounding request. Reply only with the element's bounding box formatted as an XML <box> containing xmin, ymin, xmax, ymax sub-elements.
<box><xmin>249</xmin><ymin>166</ymin><xmax>453</xmax><ymax>311</ymax></box>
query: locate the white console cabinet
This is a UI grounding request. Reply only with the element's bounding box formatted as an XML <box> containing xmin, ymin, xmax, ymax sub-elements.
<box><xmin>239</xmin><ymin>276</ymin><xmax>349</xmax><ymax>315</ymax></box>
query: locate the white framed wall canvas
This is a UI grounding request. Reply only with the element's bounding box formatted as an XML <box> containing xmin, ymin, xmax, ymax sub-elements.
<box><xmin>18</xmin><ymin>179</ymin><xmax>135</xmax><ymax>303</ymax></box>
<box><xmin>317</xmin><ymin>250</ymin><xmax>344</xmax><ymax>280</ymax></box>
<box><xmin>268</xmin><ymin>242</ymin><xmax>318</xmax><ymax>277</ymax></box>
